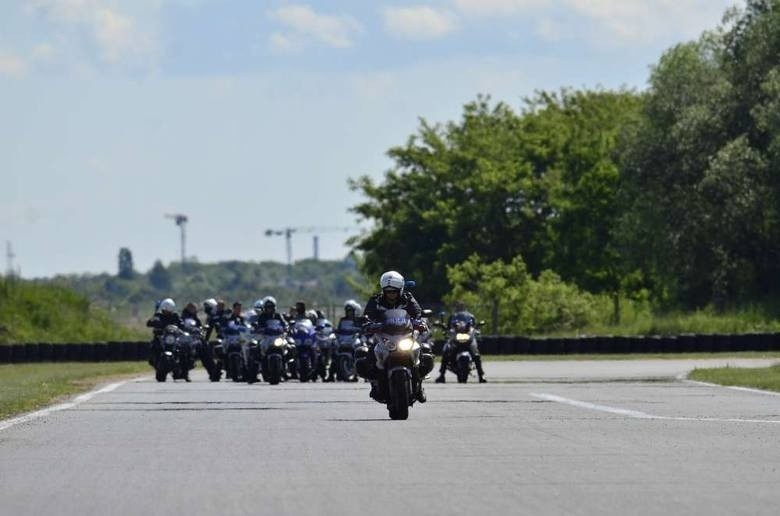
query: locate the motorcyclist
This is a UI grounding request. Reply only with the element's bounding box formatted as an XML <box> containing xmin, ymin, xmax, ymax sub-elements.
<box><xmin>435</xmin><ymin>300</ymin><xmax>487</xmax><ymax>383</ymax></box>
<box><xmin>247</xmin><ymin>297</ymin><xmax>267</xmax><ymax>327</ymax></box>
<box><xmin>203</xmin><ymin>298</ymin><xmax>226</xmax><ymax>342</ymax></box>
<box><xmin>146</xmin><ymin>298</ymin><xmax>182</xmax><ymax>366</ymax></box>
<box><xmin>358</xmin><ymin>271</ymin><xmax>430</xmax><ymax>403</ymax></box>
<box><xmin>222</xmin><ymin>301</ymin><xmax>247</xmax><ymax>331</ymax></box>
<box><xmin>253</xmin><ymin>296</ymin><xmax>289</xmax><ymax>329</ymax></box>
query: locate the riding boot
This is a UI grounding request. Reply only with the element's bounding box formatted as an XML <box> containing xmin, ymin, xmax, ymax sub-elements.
<box><xmin>475</xmin><ymin>355</ymin><xmax>487</xmax><ymax>383</ymax></box>
<box><xmin>435</xmin><ymin>360</ymin><xmax>446</xmax><ymax>383</ymax></box>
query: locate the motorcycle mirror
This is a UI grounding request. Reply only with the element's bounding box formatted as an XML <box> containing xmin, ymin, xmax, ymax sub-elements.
<box><xmin>404</xmin><ymin>280</ymin><xmax>416</xmax><ymax>288</ymax></box>
<box><xmin>422</xmin><ymin>309</ymin><xmax>433</xmax><ymax>317</ymax></box>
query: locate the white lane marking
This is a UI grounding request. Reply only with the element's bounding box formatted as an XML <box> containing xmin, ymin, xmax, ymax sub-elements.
<box><xmin>530</xmin><ymin>393</ymin><xmax>656</xmax><ymax>419</ymax></box>
<box><xmin>682</xmin><ymin>378</ymin><xmax>780</xmax><ymax>397</ymax></box>
<box><xmin>530</xmin><ymin>392</ymin><xmax>780</xmax><ymax>425</ymax></box>
<box><xmin>0</xmin><ymin>378</ymin><xmax>141</xmax><ymax>432</ymax></box>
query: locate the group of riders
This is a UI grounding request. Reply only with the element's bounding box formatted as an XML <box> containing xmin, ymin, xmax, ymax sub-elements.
<box><xmin>146</xmin><ymin>270</ymin><xmax>488</xmax><ymax>401</ymax></box>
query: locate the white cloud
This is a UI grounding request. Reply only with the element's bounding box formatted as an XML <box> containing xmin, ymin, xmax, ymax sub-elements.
<box><xmin>454</xmin><ymin>0</ymin><xmax>550</xmax><ymax>16</ymax></box>
<box><xmin>452</xmin><ymin>0</ymin><xmax>733</xmax><ymax>46</ymax></box>
<box><xmin>269</xmin><ymin>5</ymin><xmax>362</xmax><ymax>49</ymax></box>
<box><xmin>268</xmin><ymin>32</ymin><xmax>302</xmax><ymax>53</ymax></box>
<box><xmin>382</xmin><ymin>5</ymin><xmax>458</xmax><ymax>40</ymax></box>
<box><xmin>25</xmin><ymin>0</ymin><xmax>157</xmax><ymax>65</ymax></box>
<box><xmin>0</xmin><ymin>51</ymin><xmax>28</xmax><ymax>78</ymax></box>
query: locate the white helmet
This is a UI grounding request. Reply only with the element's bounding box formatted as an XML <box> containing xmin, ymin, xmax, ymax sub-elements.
<box><xmin>159</xmin><ymin>298</ymin><xmax>176</xmax><ymax>313</ymax></box>
<box><xmin>344</xmin><ymin>299</ymin><xmax>362</xmax><ymax>315</ymax></box>
<box><xmin>203</xmin><ymin>298</ymin><xmax>217</xmax><ymax>312</ymax></box>
<box><xmin>253</xmin><ymin>298</ymin><xmax>266</xmax><ymax>313</ymax></box>
<box><xmin>379</xmin><ymin>270</ymin><xmax>404</xmax><ymax>293</ymax></box>
<box><xmin>264</xmin><ymin>296</ymin><xmax>277</xmax><ymax>309</ymax></box>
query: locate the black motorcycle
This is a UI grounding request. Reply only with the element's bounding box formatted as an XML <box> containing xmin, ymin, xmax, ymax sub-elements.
<box><xmin>155</xmin><ymin>325</ymin><xmax>190</xmax><ymax>382</ymax></box>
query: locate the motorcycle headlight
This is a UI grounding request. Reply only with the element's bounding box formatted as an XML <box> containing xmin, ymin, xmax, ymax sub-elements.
<box><xmin>273</xmin><ymin>338</ymin><xmax>286</xmax><ymax>347</ymax></box>
<box><xmin>164</xmin><ymin>335</ymin><xmax>176</xmax><ymax>344</ymax></box>
<box><xmin>455</xmin><ymin>333</ymin><xmax>471</xmax><ymax>343</ymax></box>
<box><xmin>397</xmin><ymin>338</ymin><xmax>414</xmax><ymax>351</ymax></box>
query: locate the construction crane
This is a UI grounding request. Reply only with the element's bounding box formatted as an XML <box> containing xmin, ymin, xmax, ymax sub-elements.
<box><xmin>165</xmin><ymin>213</ymin><xmax>188</xmax><ymax>266</ymax></box>
<box><xmin>264</xmin><ymin>226</ymin><xmax>357</xmax><ymax>268</ymax></box>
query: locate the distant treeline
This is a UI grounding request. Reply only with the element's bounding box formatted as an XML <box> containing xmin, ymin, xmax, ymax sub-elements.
<box><xmin>40</xmin><ymin>258</ymin><xmax>363</xmax><ymax>329</ymax></box>
<box><xmin>350</xmin><ymin>1</ymin><xmax>780</xmax><ymax>333</ymax></box>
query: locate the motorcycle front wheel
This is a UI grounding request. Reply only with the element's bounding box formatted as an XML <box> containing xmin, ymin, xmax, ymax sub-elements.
<box><xmin>388</xmin><ymin>370</ymin><xmax>410</xmax><ymax>420</ymax></box>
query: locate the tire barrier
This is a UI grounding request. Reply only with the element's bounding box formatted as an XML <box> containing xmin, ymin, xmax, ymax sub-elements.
<box><xmin>2</xmin><ymin>333</ymin><xmax>780</xmax><ymax>363</ymax></box>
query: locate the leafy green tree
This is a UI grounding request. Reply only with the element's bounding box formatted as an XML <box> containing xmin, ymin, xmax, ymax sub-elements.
<box><xmin>117</xmin><ymin>247</ymin><xmax>135</xmax><ymax>280</ymax></box>
<box><xmin>445</xmin><ymin>254</ymin><xmax>595</xmax><ymax>334</ymax></box>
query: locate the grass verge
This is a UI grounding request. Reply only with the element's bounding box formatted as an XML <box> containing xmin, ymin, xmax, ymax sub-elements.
<box><xmin>483</xmin><ymin>351</ymin><xmax>780</xmax><ymax>362</ymax></box>
<box><xmin>0</xmin><ymin>362</ymin><xmax>149</xmax><ymax>421</ymax></box>
<box><xmin>688</xmin><ymin>363</ymin><xmax>780</xmax><ymax>392</ymax></box>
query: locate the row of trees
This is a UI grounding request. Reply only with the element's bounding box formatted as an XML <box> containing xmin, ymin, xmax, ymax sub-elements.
<box><xmin>350</xmin><ymin>1</ymin><xmax>780</xmax><ymax>329</ymax></box>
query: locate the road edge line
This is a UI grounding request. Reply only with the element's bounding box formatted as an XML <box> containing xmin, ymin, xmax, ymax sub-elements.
<box><xmin>0</xmin><ymin>375</ymin><xmax>148</xmax><ymax>433</ymax></box>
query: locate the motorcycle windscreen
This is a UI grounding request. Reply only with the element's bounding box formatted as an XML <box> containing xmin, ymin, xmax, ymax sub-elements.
<box><xmin>380</xmin><ymin>309</ymin><xmax>413</xmax><ymax>336</ymax></box>
<box><xmin>264</xmin><ymin>319</ymin><xmax>284</xmax><ymax>335</ymax></box>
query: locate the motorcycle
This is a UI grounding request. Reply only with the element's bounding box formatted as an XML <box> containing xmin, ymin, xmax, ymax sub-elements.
<box><xmin>155</xmin><ymin>325</ymin><xmax>191</xmax><ymax>382</ymax></box>
<box><xmin>333</xmin><ymin>319</ymin><xmax>362</xmax><ymax>382</ymax></box>
<box><xmin>219</xmin><ymin>322</ymin><xmax>254</xmax><ymax>383</ymax></box>
<box><xmin>368</xmin><ymin>309</ymin><xmax>430</xmax><ymax>420</ymax></box>
<box><xmin>445</xmin><ymin>319</ymin><xmax>479</xmax><ymax>383</ymax></box>
<box><xmin>314</xmin><ymin>318</ymin><xmax>336</xmax><ymax>381</ymax></box>
<box><xmin>258</xmin><ymin>319</ymin><xmax>289</xmax><ymax>385</ymax></box>
<box><xmin>290</xmin><ymin>319</ymin><xmax>319</xmax><ymax>383</ymax></box>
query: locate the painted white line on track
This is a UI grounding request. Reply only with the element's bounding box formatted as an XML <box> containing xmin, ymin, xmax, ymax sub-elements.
<box><xmin>681</xmin><ymin>378</ymin><xmax>780</xmax><ymax>397</ymax></box>
<box><xmin>530</xmin><ymin>392</ymin><xmax>780</xmax><ymax>425</ymax></box>
<box><xmin>0</xmin><ymin>377</ymin><xmax>143</xmax><ymax>433</ymax></box>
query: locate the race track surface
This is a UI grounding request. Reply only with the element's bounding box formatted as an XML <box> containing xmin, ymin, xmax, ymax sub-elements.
<box><xmin>1</xmin><ymin>358</ymin><xmax>779</xmax><ymax>516</ymax></box>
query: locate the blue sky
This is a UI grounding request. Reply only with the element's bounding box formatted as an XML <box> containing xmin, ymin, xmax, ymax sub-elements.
<box><xmin>1</xmin><ymin>0</ymin><xmax>738</xmax><ymax>278</ymax></box>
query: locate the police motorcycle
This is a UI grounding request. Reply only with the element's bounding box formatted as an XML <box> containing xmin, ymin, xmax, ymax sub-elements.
<box><xmin>257</xmin><ymin>319</ymin><xmax>289</xmax><ymax>385</ymax></box>
<box><xmin>289</xmin><ymin>319</ymin><xmax>319</xmax><ymax>382</ymax></box>
<box><xmin>443</xmin><ymin>315</ymin><xmax>482</xmax><ymax>383</ymax></box>
<box><xmin>363</xmin><ymin>309</ymin><xmax>434</xmax><ymax>420</ymax></box>
<box><xmin>155</xmin><ymin>324</ymin><xmax>191</xmax><ymax>382</ymax></box>
<box><xmin>333</xmin><ymin>319</ymin><xmax>363</xmax><ymax>382</ymax></box>
<box><xmin>218</xmin><ymin>320</ymin><xmax>256</xmax><ymax>383</ymax></box>
<box><xmin>314</xmin><ymin>318</ymin><xmax>336</xmax><ymax>381</ymax></box>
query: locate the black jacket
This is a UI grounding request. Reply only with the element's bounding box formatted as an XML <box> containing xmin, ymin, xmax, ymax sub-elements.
<box><xmin>146</xmin><ymin>312</ymin><xmax>182</xmax><ymax>334</ymax></box>
<box><xmin>363</xmin><ymin>291</ymin><xmax>422</xmax><ymax>323</ymax></box>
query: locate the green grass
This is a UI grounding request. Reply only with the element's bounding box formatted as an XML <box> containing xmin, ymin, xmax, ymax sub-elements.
<box><xmin>688</xmin><ymin>363</ymin><xmax>780</xmax><ymax>392</ymax></box>
<box><xmin>0</xmin><ymin>278</ymin><xmax>145</xmax><ymax>344</ymax></box>
<box><xmin>574</xmin><ymin>300</ymin><xmax>780</xmax><ymax>337</ymax></box>
<box><xmin>483</xmin><ymin>351</ymin><xmax>780</xmax><ymax>361</ymax></box>
<box><xmin>0</xmin><ymin>362</ymin><xmax>149</xmax><ymax>420</ymax></box>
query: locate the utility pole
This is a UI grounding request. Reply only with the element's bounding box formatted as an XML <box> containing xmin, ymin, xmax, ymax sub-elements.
<box><xmin>164</xmin><ymin>214</ymin><xmax>188</xmax><ymax>267</ymax></box>
<box><xmin>313</xmin><ymin>235</ymin><xmax>319</xmax><ymax>261</ymax></box>
<box><xmin>264</xmin><ymin>228</ymin><xmax>295</xmax><ymax>276</ymax></box>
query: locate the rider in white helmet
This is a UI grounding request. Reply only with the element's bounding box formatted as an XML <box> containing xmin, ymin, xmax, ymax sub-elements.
<box><xmin>357</xmin><ymin>271</ymin><xmax>430</xmax><ymax>403</ymax></box>
<box><xmin>146</xmin><ymin>298</ymin><xmax>182</xmax><ymax>366</ymax></box>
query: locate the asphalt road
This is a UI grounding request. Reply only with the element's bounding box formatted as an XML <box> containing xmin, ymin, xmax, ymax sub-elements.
<box><xmin>1</xmin><ymin>358</ymin><xmax>779</xmax><ymax>516</ymax></box>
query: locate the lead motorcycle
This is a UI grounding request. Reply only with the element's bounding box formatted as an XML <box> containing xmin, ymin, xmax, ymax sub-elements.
<box><xmin>155</xmin><ymin>324</ymin><xmax>191</xmax><ymax>382</ymax></box>
<box><xmin>366</xmin><ymin>309</ymin><xmax>433</xmax><ymax>420</ymax></box>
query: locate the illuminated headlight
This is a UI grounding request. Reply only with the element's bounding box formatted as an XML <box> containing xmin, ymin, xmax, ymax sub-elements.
<box><xmin>397</xmin><ymin>338</ymin><xmax>414</xmax><ymax>351</ymax></box>
<box><xmin>455</xmin><ymin>333</ymin><xmax>471</xmax><ymax>343</ymax></box>
<box><xmin>273</xmin><ymin>338</ymin><xmax>286</xmax><ymax>347</ymax></box>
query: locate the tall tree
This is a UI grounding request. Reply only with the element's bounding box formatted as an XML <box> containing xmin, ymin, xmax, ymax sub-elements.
<box><xmin>148</xmin><ymin>260</ymin><xmax>171</xmax><ymax>291</ymax></box>
<box><xmin>117</xmin><ymin>247</ymin><xmax>135</xmax><ymax>280</ymax></box>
